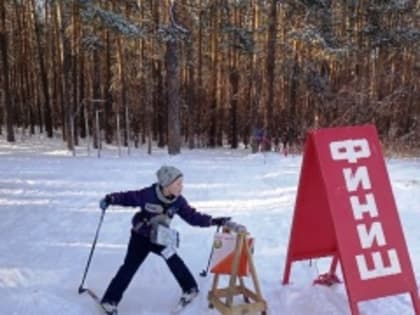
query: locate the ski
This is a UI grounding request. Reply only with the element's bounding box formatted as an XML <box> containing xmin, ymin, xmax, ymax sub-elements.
<box><xmin>80</xmin><ymin>288</ymin><xmax>117</xmax><ymax>315</ymax></box>
<box><xmin>81</xmin><ymin>286</ymin><xmax>198</xmax><ymax>315</ymax></box>
<box><xmin>170</xmin><ymin>293</ymin><xmax>199</xmax><ymax>315</ymax></box>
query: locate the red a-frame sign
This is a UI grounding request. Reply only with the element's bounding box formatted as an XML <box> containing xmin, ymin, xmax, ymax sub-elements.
<box><xmin>282</xmin><ymin>125</ymin><xmax>420</xmax><ymax>315</ymax></box>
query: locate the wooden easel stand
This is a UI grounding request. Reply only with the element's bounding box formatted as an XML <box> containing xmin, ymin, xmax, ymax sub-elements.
<box><xmin>208</xmin><ymin>231</ymin><xmax>267</xmax><ymax>315</ymax></box>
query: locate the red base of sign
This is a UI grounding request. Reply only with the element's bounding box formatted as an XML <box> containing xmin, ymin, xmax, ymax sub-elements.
<box><xmin>313</xmin><ymin>273</ymin><xmax>341</xmax><ymax>287</ymax></box>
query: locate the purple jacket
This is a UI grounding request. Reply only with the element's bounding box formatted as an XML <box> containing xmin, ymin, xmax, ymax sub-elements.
<box><xmin>107</xmin><ymin>184</ymin><xmax>213</xmax><ymax>237</ymax></box>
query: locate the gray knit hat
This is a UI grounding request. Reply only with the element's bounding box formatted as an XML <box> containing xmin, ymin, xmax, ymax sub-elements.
<box><xmin>156</xmin><ymin>166</ymin><xmax>183</xmax><ymax>187</ymax></box>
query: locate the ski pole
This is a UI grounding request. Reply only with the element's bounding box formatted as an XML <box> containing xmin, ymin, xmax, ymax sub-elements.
<box><xmin>78</xmin><ymin>208</ymin><xmax>106</xmax><ymax>294</ymax></box>
<box><xmin>200</xmin><ymin>225</ymin><xmax>221</xmax><ymax>277</ymax></box>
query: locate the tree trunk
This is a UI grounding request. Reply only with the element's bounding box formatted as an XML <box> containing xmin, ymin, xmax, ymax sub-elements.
<box><xmin>193</xmin><ymin>0</ymin><xmax>205</xmax><ymax>146</ymax></box>
<box><xmin>186</xmin><ymin>43</ymin><xmax>196</xmax><ymax>149</ymax></box>
<box><xmin>230</xmin><ymin>67</ymin><xmax>239</xmax><ymax>149</ymax></box>
<box><xmin>92</xmin><ymin>50</ymin><xmax>101</xmax><ymax>149</ymax></box>
<box><xmin>166</xmin><ymin>1</ymin><xmax>183</xmax><ymax>155</ymax></box>
<box><xmin>58</xmin><ymin>1</ymin><xmax>74</xmax><ymax>151</ymax></box>
<box><xmin>0</xmin><ymin>0</ymin><xmax>15</xmax><ymax>141</ymax></box>
<box><xmin>117</xmin><ymin>36</ymin><xmax>128</xmax><ymax>147</ymax></box>
<box><xmin>152</xmin><ymin>2</ymin><xmax>165</xmax><ymax>148</ymax></box>
<box><xmin>51</xmin><ymin>4</ymin><xmax>60</xmax><ymax>133</ymax></box>
<box><xmin>166</xmin><ymin>37</ymin><xmax>181</xmax><ymax>155</ymax></box>
<box><xmin>79</xmin><ymin>51</ymin><xmax>86</xmax><ymax>138</ymax></box>
<box><xmin>264</xmin><ymin>0</ymin><xmax>278</xmax><ymax>151</ymax></box>
<box><xmin>72</xmin><ymin>2</ymin><xmax>80</xmax><ymax>145</ymax></box>
<box><xmin>229</xmin><ymin>5</ymin><xmax>240</xmax><ymax>149</ymax></box>
<box><xmin>209</xmin><ymin>5</ymin><xmax>219</xmax><ymax>147</ymax></box>
<box><xmin>155</xmin><ymin>60</ymin><xmax>165</xmax><ymax>147</ymax></box>
<box><xmin>104</xmin><ymin>31</ymin><xmax>114</xmax><ymax>144</ymax></box>
<box><xmin>30</xmin><ymin>0</ymin><xmax>53</xmax><ymax>137</ymax></box>
<box><xmin>249</xmin><ymin>1</ymin><xmax>260</xmax><ymax>153</ymax></box>
<box><xmin>13</xmin><ymin>0</ymin><xmax>25</xmax><ymax>130</ymax></box>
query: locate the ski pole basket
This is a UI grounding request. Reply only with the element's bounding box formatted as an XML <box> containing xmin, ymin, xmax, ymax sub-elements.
<box><xmin>207</xmin><ymin>224</ymin><xmax>267</xmax><ymax>315</ymax></box>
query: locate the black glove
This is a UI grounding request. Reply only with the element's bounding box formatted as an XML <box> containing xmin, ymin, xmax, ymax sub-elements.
<box><xmin>99</xmin><ymin>195</ymin><xmax>112</xmax><ymax>211</ymax></box>
<box><xmin>211</xmin><ymin>216</ymin><xmax>231</xmax><ymax>226</ymax></box>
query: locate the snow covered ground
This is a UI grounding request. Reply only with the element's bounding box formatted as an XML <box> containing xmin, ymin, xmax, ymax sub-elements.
<box><xmin>1</xmin><ymin>134</ymin><xmax>420</xmax><ymax>315</ymax></box>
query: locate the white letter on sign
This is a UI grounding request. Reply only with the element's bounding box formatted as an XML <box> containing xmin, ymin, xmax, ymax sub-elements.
<box><xmin>357</xmin><ymin>222</ymin><xmax>386</xmax><ymax>249</ymax></box>
<box><xmin>330</xmin><ymin>139</ymin><xmax>371</xmax><ymax>163</ymax></box>
<box><xmin>356</xmin><ymin>249</ymin><xmax>402</xmax><ymax>280</ymax></box>
<box><xmin>350</xmin><ymin>193</ymin><xmax>378</xmax><ymax>220</ymax></box>
<box><xmin>343</xmin><ymin>166</ymin><xmax>372</xmax><ymax>192</ymax></box>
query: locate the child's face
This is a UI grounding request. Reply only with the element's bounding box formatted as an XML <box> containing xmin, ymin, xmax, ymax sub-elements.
<box><xmin>166</xmin><ymin>177</ymin><xmax>183</xmax><ymax>197</ymax></box>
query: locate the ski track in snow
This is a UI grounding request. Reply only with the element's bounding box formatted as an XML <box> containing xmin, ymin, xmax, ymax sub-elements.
<box><xmin>1</xmin><ymin>137</ymin><xmax>420</xmax><ymax>314</ymax></box>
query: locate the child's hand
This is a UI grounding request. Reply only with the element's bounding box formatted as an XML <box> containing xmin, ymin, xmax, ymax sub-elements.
<box><xmin>211</xmin><ymin>217</ymin><xmax>231</xmax><ymax>226</ymax></box>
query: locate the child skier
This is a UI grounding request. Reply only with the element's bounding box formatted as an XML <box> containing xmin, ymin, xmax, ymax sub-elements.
<box><xmin>99</xmin><ymin>165</ymin><xmax>230</xmax><ymax>315</ymax></box>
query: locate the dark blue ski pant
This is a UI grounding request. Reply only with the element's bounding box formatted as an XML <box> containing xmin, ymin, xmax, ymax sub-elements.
<box><xmin>101</xmin><ymin>231</ymin><xmax>197</xmax><ymax>305</ymax></box>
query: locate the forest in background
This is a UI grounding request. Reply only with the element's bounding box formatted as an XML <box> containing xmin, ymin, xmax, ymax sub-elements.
<box><xmin>0</xmin><ymin>0</ymin><xmax>419</xmax><ymax>155</ymax></box>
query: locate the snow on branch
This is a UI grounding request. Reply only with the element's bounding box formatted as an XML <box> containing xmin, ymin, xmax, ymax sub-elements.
<box><xmin>81</xmin><ymin>34</ymin><xmax>104</xmax><ymax>51</ymax></box>
<box><xmin>157</xmin><ymin>1</ymin><xmax>190</xmax><ymax>43</ymax></box>
<box><xmin>222</xmin><ymin>26</ymin><xmax>255</xmax><ymax>54</ymax></box>
<box><xmin>78</xmin><ymin>0</ymin><xmax>147</xmax><ymax>39</ymax></box>
<box><xmin>157</xmin><ymin>25</ymin><xmax>189</xmax><ymax>43</ymax></box>
<box><xmin>168</xmin><ymin>0</ymin><xmax>189</xmax><ymax>35</ymax></box>
<box><xmin>289</xmin><ymin>26</ymin><xmax>348</xmax><ymax>55</ymax></box>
